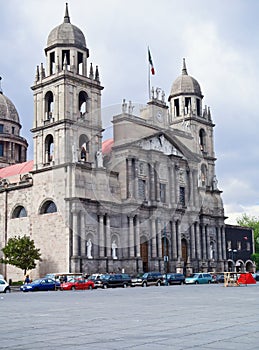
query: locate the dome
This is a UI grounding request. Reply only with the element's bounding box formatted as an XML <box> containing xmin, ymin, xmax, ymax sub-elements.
<box><xmin>46</xmin><ymin>4</ymin><xmax>87</xmax><ymax>50</ymax></box>
<box><xmin>0</xmin><ymin>92</ymin><xmax>20</xmax><ymax>124</ymax></box>
<box><xmin>169</xmin><ymin>59</ymin><xmax>202</xmax><ymax>98</ymax></box>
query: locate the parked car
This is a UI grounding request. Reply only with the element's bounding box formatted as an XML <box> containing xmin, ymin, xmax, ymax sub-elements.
<box><xmin>252</xmin><ymin>273</ymin><xmax>259</xmax><ymax>282</ymax></box>
<box><xmin>61</xmin><ymin>278</ymin><xmax>94</xmax><ymax>291</ymax></box>
<box><xmin>94</xmin><ymin>274</ymin><xmax>132</xmax><ymax>289</ymax></box>
<box><xmin>211</xmin><ymin>274</ymin><xmax>225</xmax><ymax>283</ymax></box>
<box><xmin>163</xmin><ymin>273</ymin><xmax>185</xmax><ymax>285</ymax></box>
<box><xmin>0</xmin><ymin>278</ymin><xmax>11</xmax><ymax>293</ymax></box>
<box><xmin>185</xmin><ymin>273</ymin><xmax>212</xmax><ymax>284</ymax></box>
<box><xmin>131</xmin><ymin>272</ymin><xmax>163</xmax><ymax>287</ymax></box>
<box><xmin>20</xmin><ymin>278</ymin><xmax>60</xmax><ymax>292</ymax></box>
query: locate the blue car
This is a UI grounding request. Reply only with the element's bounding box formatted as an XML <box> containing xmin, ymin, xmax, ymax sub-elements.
<box><xmin>20</xmin><ymin>278</ymin><xmax>60</xmax><ymax>292</ymax></box>
<box><xmin>185</xmin><ymin>273</ymin><xmax>212</xmax><ymax>284</ymax></box>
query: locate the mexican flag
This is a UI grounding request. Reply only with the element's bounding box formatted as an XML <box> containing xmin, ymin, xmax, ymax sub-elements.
<box><xmin>148</xmin><ymin>48</ymin><xmax>155</xmax><ymax>75</ymax></box>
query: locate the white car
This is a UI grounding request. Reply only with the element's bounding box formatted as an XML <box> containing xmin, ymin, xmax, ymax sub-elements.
<box><xmin>0</xmin><ymin>278</ymin><xmax>11</xmax><ymax>293</ymax></box>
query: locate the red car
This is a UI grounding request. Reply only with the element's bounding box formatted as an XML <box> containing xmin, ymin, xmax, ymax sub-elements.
<box><xmin>61</xmin><ymin>278</ymin><xmax>94</xmax><ymax>291</ymax></box>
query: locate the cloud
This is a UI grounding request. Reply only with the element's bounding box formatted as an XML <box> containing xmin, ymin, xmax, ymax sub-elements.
<box><xmin>1</xmin><ymin>0</ymin><xmax>259</xmax><ymax>224</ymax></box>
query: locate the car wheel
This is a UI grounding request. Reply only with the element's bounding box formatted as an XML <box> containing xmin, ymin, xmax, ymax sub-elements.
<box><xmin>71</xmin><ymin>286</ymin><xmax>76</xmax><ymax>290</ymax></box>
<box><xmin>157</xmin><ymin>281</ymin><xmax>161</xmax><ymax>286</ymax></box>
<box><xmin>142</xmin><ymin>282</ymin><xmax>147</xmax><ymax>287</ymax></box>
<box><xmin>88</xmin><ymin>285</ymin><xmax>93</xmax><ymax>290</ymax></box>
<box><xmin>4</xmin><ymin>287</ymin><xmax>11</xmax><ymax>293</ymax></box>
<box><xmin>123</xmin><ymin>283</ymin><xmax>127</xmax><ymax>288</ymax></box>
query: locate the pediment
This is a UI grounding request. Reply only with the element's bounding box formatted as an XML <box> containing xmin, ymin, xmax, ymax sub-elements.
<box><xmin>138</xmin><ymin>134</ymin><xmax>184</xmax><ymax>157</ymax></box>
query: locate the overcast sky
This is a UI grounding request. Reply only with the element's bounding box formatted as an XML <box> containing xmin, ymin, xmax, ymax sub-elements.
<box><xmin>1</xmin><ymin>0</ymin><xmax>259</xmax><ymax>224</ymax></box>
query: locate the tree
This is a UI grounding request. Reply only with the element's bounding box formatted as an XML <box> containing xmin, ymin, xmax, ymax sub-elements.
<box><xmin>237</xmin><ymin>213</ymin><xmax>259</xmax><ymax>270</ymax></box>
<box><xmin>1</xmin><ymin>235</ymin><xmax>41</xmax><ymax>275</ymax></box>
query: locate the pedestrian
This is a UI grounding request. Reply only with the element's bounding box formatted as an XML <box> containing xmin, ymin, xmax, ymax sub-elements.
<box><xmin>24</xmin><ymin>275</ymin><xmax>30</xmax><ymax>284</ymax></box>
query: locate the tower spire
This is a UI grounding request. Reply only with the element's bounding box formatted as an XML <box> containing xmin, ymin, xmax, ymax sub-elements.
<box><xmin>182</xmin><ymin>58</ymin><xmax>188</xmax><ymax>75</ymax></box>
<box><xmin>64</xmin><ymin>3</ymin><xmax>70</xmax><ymax>23</ymax></box>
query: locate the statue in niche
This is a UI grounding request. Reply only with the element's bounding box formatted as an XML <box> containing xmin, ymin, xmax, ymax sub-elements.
<box><xmin>112</xmin><ymin>240</ymin><xmax>118</xmax><ymax>259</ymax></box>
<box><xmin>212</xmin><ymin>175</ymin><xmax>218</xmax><ymax>190</ymax></box>
<box><xmin>87</xmin><ymin>239</ymin><xmax>93</xmax><ymax>259</ymax></box>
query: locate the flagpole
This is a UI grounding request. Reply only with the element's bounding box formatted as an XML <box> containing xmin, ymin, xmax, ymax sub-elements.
<box><xmin>148</xmin><ymin>47</ymin><xmax>151</xmax><ymax>100</ymax></box>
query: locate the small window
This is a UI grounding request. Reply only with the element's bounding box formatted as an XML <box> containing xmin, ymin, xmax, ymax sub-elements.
<box><xmin>40</xmin><ymin>200</ymin><xmax>57</xmax><ymax>214</ymax></box>
<box><xmin>237</xmin><ymin>241</ymin><xmax>241</xmax><ymax>251</ymax></box>
<box><xmin>12</xmin><ymin>206</ymin><xmax>27</xmax><ymax>218</ymax></box>
<box><xmin>179</xmin><ymin>187</ymin><xmax>185</xmax><ymax>206</ymax></box>
<box><xmin>174</xmin><ymin>99</ymin><xmax>180</xmax><ymax>116</ymax></box>
<box><xmin>196</xmin><ymin>99</ymin><xmax>201</xmax><ymax>116</ymax></box>
<box><xmin>246</xmin><ymin>242</ymin><xmax>251</xmax><ymax>251</ymax></box>
<box><xmin>0</xmin><ymin>142</ymin><xmax>3</xmax><ymax>157</ymax></box>
<box><xmin>0</xmin><ymin>124</ymin><xmax>3</xmax><ymax>133</ymax></box>
<box><xmin>12</xmin><ymin>127</ymin><xmax>15</xmax><ymax>134</ymax></box>
<box><xmin>138</xmin><ymin>179</ymin><xmax>146</xmax><ymax>200</ymax></box>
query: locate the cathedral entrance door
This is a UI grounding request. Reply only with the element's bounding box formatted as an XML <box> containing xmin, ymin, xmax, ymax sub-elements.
<box><xmin>140</xmin><ymin>241</ymin><xmax>148</xmax><ymax>272</ymax></box>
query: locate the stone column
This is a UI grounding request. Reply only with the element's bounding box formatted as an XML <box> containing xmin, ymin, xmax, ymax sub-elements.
<box><xmin>106</xmin><ymin>215</ymin><xmax>111</xmax><ymax>257</ymax></box>
<box><xmin>196</xmin><ymin>223</ymin><xmax>201</xmax><ymax>260</ymax></box>
<box><xmin>155</xmin><ymin>162</ymin><xmax>160</xmax><ymax>202</ymax></box>
<box><xmin>202</xmin><ymin>225</ymin><xmax>207</xmax><ymax>260</ymax></box>
<box><xmin>151</xmin><ymin>218</ymin><xmax>157</xmax><ymax>258</ymax></box>
<box><xmin>206</xmin><ymin>226</ymin><xmax>211</xmax><ymax>260</ymax></box>
<box><xmin>190</xmin><ymin>224</ymin><xmax>196</xmax><ymax>259</ymax></box>
<box><xmin>136</xmin><ymin>216</ymin><xmax>141</xmax><ymax>258</ymax></box>
<box><xmin>189</xmin><ymin>170</ymin><xmax>194</xmax><ymax>207</ymax></box>
<box><xmin>99</xmin><ymin>214</ymin><xmax>105</xmax><ymax>257</ymax></box>
<box><xmin>72</xmin><ymin>210</ymin><xmax>79</xmax><ymax>256</ymax></box>
<box><xmin>177</xmin><ymin>221</ymin><xmax>182</xmax><ymax>259</ymax></box>
<box><xmin>157</xmin><ymin>219</ymin><xmax>162</xmax><ymax>258</ymax></box>
<box><xmin>80</xmin><ymin>212</ymin><xmax>86</xmax><ymax>256</ymax></box>
<box><xmin>149</xmin><ymin>164</ymin><xmax>156</xmax><ymax>202</ymax></box>
<box><xmin>217</xmin><ymin>227</ymin><xmax>222</xmax><ymax>260</ymax></box>
<box><xmin>168</xmin><ymin>166</ymin><xmax>173</xmax><ymax>206</ymax></box>
<box><xmin>221</xmin><ymin>226</ymin><xmax>227</xmax><ymax>260</ymax></box>
<box><xmin>172</xmin><ymin>221</ymin><xmax>177</xmax><ymax>259</ymax></box>
<box><xmin>129</xmin><ymin>216</ymin><xmax>135</xmax><ymax>257</ymax></box>
<box><xmin>127</xmin><ymin>158</ymin><xmax>134</xmax><ymax>198</ymax></box>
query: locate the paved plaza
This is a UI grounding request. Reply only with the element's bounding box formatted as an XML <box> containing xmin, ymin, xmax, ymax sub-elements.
<box><xmin>1</xmin><ymin>283</ymin><xmax>259</xmax><ymax>349</ymax></box>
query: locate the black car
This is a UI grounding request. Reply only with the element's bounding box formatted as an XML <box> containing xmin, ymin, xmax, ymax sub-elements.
<box><xmin>131</xmin><ymin>272</ymin><xmax>163</xmax><ymax>287</ymax></box>
<box><xmin>94</xmin><ymin>274</ymin><xmax>132</xmax><ymax>289</ymax></box>
<box><xmin>164</xmin><ymin>273</ymin><xmax>185</xmax><ymax>285</ymax></box>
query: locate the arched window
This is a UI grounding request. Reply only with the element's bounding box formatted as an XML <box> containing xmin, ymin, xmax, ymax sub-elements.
<box><xmin>45</xmin><ymin>134</ymin><xmax>54</xmax><ymax>163</ymax></box>
<box><xmin>79</xmin><ymin>134</ymin><xmax>89</xmax><ymax>161</ymax></box>
<box><xmin>45</xmin><ymin>91</ymin><xmax>54</xmax><ymax>120</ymax></box>
<box><xmin>40</xmin><ymin>200</ymin><xmax>57</xmax><ymax>214</ymax></box>
<box><xmin>199</xmin><ymin>129</ymin><xmax>206</xmax><ymax>151</ymax></box>
<box><xmin>12</xmin><ymin>205</ymin><xmax>27</xmax><ymax>218</ymax></box>
<box><xmin>78</xmin><ymin>91</ymin><xmax>89</xmax><ymax>117</ymax></box>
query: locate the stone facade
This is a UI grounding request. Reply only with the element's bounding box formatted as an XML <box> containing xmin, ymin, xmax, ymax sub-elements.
<box><xmin>0</xmin><ymin>4</ymin><xmax>227</xmax><ymax>281</ymax></box>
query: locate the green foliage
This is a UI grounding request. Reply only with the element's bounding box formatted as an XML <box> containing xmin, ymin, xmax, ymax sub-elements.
<box><xmin>251</xmin><ymin>253</ymin><xmax>259</xmax><ymax>270</ymax></box>
<box><xmin>237</xmin><ymin>213</ymin><xmax>259</xmax><ymax>253</ymax></box>
<box><xmin>1</xmin><ymin>235</ymin><xmax>41</xmax><ymax>275</ymax></box>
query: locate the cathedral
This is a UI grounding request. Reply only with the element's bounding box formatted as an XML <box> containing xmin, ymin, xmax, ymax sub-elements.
<box><xmin>0</xmin><ymin>4</ymin><xmax>227</xmax><ymax>281</ymax></box>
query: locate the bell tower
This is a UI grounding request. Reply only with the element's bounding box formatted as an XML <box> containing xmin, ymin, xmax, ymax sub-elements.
<box><xmin>31</xmin><ymin>3</ymin><xmax>103</xmax><ymax>170</ymax></box>
<box><xmin>168</xmin><ymin>59</ymin><xmax>218</xmax><ymax>191</ymax></box>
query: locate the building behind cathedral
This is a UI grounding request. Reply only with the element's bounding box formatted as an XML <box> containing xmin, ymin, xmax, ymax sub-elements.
<box><xmin>0</xmin><ymin>4</ymin><xmax>237</xmax><ymax>281</ymax></box>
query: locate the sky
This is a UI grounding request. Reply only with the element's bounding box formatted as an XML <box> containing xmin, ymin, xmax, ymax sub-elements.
<box><xmin>1</xmin><ymin>0</ymin><xmax>259</xmax><ymax>224</ymax></box>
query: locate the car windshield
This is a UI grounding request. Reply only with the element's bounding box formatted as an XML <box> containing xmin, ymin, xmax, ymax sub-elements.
<box><xmin>189</xmin><ymin>274</ymin><xmax>199</xmax><ymax>278</ymax></box>
<box><xmin>31</xmin><ymin>279</ymin><xmax>42</xmax><ymax>284</ymax></box>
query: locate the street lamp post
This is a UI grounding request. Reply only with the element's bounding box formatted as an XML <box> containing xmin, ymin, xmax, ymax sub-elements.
<box><xmin>228</xmin><ymin>249</ymin><xmax>237</xmax><ymax>271</ymax></box>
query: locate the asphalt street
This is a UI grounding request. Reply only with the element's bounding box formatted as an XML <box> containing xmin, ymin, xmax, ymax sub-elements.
<box><xmin>1</xmin><ymin>283</ymin><xmax>259</xmax><ymax>350</ymax></box>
